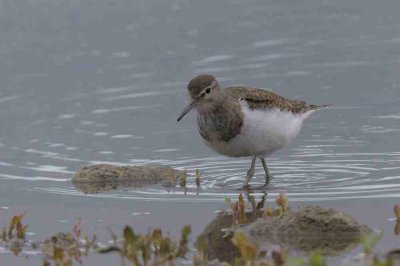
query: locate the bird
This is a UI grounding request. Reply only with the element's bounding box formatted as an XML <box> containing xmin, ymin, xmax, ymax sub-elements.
<box><xmin>177</xmin><ymin>74</ymin><xmax>328</xmax><ymax>187</ymax></box>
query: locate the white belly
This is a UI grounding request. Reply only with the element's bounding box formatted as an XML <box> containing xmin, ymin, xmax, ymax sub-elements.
<box><xmin>204</xmin><ymin>103</ymin><xmax>314</xmax><ymax>157</ymax></box>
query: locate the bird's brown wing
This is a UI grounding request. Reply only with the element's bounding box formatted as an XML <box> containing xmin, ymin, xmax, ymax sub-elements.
<box><xmin>227</xmin><ymin>87</ymin><xmax>326</xmax><ymax>114</ymax></box>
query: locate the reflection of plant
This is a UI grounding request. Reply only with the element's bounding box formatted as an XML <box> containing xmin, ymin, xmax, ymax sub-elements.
<box><xmin>246</xmin><ymin>194</ymin><xmax>266</xmax><ymax>213</ymax></box>
<box><xmin>99</xmin><ymin>225</ymin><xmax>191</xmax><ymax>266</ymax></box>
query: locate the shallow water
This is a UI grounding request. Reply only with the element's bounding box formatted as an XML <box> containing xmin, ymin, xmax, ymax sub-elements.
<box><xmin>1</xmin><ymin>0</ymin><xmax>400</xmax><ymax>265</ymax></box>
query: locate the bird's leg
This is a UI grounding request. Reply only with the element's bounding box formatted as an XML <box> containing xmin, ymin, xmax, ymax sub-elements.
<box><xmin>260</xmin><ymin>157</ymin><xmax>273</xmax><ymax>185</ymax></box>
<box><xmin>243</xmin><ymin>155</ymin><xmax>256</xmax><ymax>187</ymax></box>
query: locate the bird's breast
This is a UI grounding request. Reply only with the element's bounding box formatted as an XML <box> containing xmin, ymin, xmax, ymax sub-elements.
<box><xmin>197</xmin><ymin>104</ymin><xmax>243</xmax><ymax>144</ymax></box>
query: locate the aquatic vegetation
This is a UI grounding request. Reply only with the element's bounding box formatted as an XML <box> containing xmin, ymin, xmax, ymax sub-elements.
<box><xmin>361</xmin><ymin>231</ymin><xmax>383</xmax><ymax>255</ymax></box>
<box><xmin>231</xmin><ymin>231</ymin><xmax>260</xmax><ymax>265</ymax></box>
<box><xmin>42</xmin><ymin>219</ymin><xmax>97</xmax><ymax>266</ymax></box>
<box><xmin>99</xmin><ymin>225</ymin><xmax>191</xmax><ymax>266</ymax></box>
<box><xmin>5</xmin><ymin>212</ymin><xmax>28</xmax><ymax>241</ymax></box>
<box><xmin>195</xmin><ymin>169</ymin><xmax>201</xmax><ymax>189</ymax></box>
<box><xmin>0</xmin><ymin>212</ymin><xmax>28</xmax><ymax>256</ymax></box>
<box><xmin>0</xmin><ymin>195</ymin><xmax>394</xmax><ymax>266</ymax></box>
<box><xmin>225</xmin><ymin>194</ymin><xmax>248</xmax><ymax>225</ymax></box>
<box><xmin>262</xmin><ymin>193</ymin><xmax>289</xmax><ymax>218</ymax></box>
<box><xmin>179</xmin><ymin>170</ymin><xmax>187</xmax><ymax>189</ymax></box>
<box><xmin>264</xmin><ymin>207</ymin><xmax>274</xmax><ymax>217</ymax></box>
<box><xmin>276</xmin><ymin>192</ymin><xmax>288</xmax><ymax>214</ymax></box>
<box><xmin>307</xmin><ymin>252</ymin><xmax>326</xmax><ymax>266</ymax></box>
<box><xmin>193</xmin><ymin>235</ymin><xmax>207</xmax><ymax>265</ymax></box>
<box><xmin>394</xmin><ymin>204</ymin><xmax>400</xmax><ymax>236</ymax></box>
<box><xmin>395</xmin><ymin>222</ymin><xmax>400</xmax><ymax>236</ymax></box>
<box><xmin>227</xmin><ymin>231</ymin><xmax>327</xmax><ymax>266</ymax></box>
<box><xmin>394</xmin><ymin>205</ymin><xmax>400</xmax><ymax>220</ymax></box>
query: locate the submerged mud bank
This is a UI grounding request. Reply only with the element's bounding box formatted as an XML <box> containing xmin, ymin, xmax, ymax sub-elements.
<box><xmin>72</xmin><ymin>164</ymin><xmax>183</xmax><ymax>193</ymax></box>
<box><xmin>199</xmin><ymin>205</ymin><xmax>370</xmax><ymax>262</ymax></box>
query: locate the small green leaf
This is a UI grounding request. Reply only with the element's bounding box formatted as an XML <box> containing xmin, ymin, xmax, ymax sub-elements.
<box><xmin>361</xmin><ymin>231</ymin><xmax>383</xmax><ymax>254</ymax></box>
<box><xmin>123</xmin><ymin>226</ymin><xmax>136</xmax><ymax>244</ymax></box>
<box><xmin>309</xmin><ymin>251</ymin><xmax>325</xmax><ymax>266</ymax></box>
<box><xmin>225</xmin><ymin>197</ymin><xmax>231</xmax><ymax>206</ymax></box>
<box><xmin>195</xmin><ymin>169</ymin><xmax>201</xmax><ymax>188</ymax></box>
<box><xmin>181</xmin><ymin>225</ymin><xmax>191</xmax><ymax>238</ymax></box>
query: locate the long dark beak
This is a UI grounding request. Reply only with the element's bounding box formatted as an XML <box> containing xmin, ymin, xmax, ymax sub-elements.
<box><xmin>177</xmin><ymin>101</ymin><xmax>197</xmax><ymax>122</ymax></box>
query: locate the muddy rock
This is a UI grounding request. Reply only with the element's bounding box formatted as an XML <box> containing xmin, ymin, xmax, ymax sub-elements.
<box><xmin>242</xmin><ymin>205</ymin><xmax>369</xmax><ymax>255</ymax></box>
<box><xmin>72</xmin><ymin>164</ymin><xmax>183</xmax><ymax>193</ymax></box>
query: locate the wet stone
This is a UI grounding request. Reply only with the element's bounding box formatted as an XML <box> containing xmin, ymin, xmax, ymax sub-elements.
<box><xmin>72</xmin><ymin>164</ymin><xmax>183</xmax><ymax>193</ymax></box>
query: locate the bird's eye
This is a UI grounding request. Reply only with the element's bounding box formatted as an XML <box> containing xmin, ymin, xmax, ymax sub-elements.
<box><xmin>205</xmin><ymin>88</ymin><xmax>211</xmax><ymax>94</ymax></box>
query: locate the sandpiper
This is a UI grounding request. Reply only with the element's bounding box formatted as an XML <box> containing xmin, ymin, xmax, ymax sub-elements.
<box><xmin>177</xmin><ymin>74</ymin><xmax>328</xmax><ymax>187</ymax></box>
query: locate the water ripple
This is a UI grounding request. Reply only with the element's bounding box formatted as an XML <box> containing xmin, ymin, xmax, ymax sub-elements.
<box><xmin>17</xmin><ymin>150</ymin><xmax>400</xmax><ymax>203</ymax></box>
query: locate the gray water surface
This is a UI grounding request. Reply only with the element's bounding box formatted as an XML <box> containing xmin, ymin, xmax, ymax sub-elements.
<box><xmin>1</xmin><ymin>0</ymin><xmax>400</xmax><ymax>265</ymax></box>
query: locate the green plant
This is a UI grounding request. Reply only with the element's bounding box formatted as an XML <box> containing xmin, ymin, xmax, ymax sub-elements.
<box><xmin>195</xmin><ymin>169</ymin><xmax>201</xmax><ymax>189</ymax></box>
<box><xmin>193</xmin><ymin>235</ymin><xmax>207</xmax><ymax>266</ymax></box>
<box><xmin>276</xmin><ymin>193</ymin><xmax>288</xmax><ymax>214</ymax></box>
<box><xmin>225</xmin><ymin>194</ymin><xmax>248</xmax><ymax>225</ymax></box>
<box><xmin>308</xmin><ymin>252</ymin><xmax>325</xmax><ymax>266</ymax></box>
<box><xmin>231</xmin><ymin>231</ymin><xmax>259</xmax><ymax>265</ymax></box>
<box><xmin>99</xmin><ymin>225</ymin><xmax>191</xmax><ymax>266</ymax></box>
<box><xmin>361</xmin><ymin>231</ymin><xmax>383</xmax><ymax>255</ymax></box>
<box><xmin>394</xmin><ymin>205</ymin><xmax>400</xmax><ymax>236</ymax></box>
<box><xmin>3</xmin><ymin>212</ymin><xmax>28</xmax><ymax>241</ymax></box>
<box><xmin>394</xmin><ymin>205</ymin><xmax>400</xmax><ymax>220</ymax></box>
<box><xmin>42</xmin><ymin>219</ymin><xmax>97</xmax><ymax>266</ymax></box>
<box><xmin>179</xmin><ymin>170</ymin><xmax>187</xmax><ymax>189</ymax></box>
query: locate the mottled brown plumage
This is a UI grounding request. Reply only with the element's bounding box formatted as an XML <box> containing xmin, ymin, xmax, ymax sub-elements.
<box><xmin>186</xmin><ymin>75</ymin><xmax>327</xmax><ymax>114</ymax></box>
<box><xmin>197</xmin><ymin>100</ymin><xmax>243</xmax><ymax>143</ymax></box>
<box><xmin>177</xmin><ymin>74</ymin><xmax>329</xmax><ymax>187</ymax></box>
<box><xmin>227</xmin><ymin>87</ymin><xmax>327</xmax><ymax>114</ymax></box>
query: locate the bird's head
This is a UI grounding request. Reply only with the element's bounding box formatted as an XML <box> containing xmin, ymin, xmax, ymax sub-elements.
<box><xmin>177</xmin><ymin>74</ymin><xmax>221</xmax><ymax>121</ymax></box>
